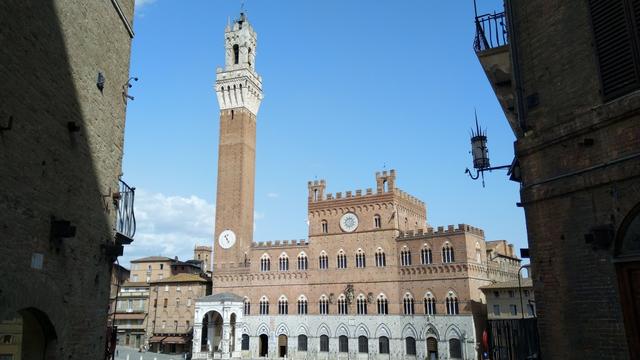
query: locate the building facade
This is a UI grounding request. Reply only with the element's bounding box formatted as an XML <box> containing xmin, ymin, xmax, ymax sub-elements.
<box><xmin>480</xmin><ymin>279</ymin><xmax>534</xmax><ymax>320</ymax></box>
<box><xmin>191</xmin><ymin>12</ymin><xmax>520</xmax><ymax>360</ymax></box>
<box><xmin>474</xmin><ymin>1</ymin><xmax>640</xmax><ymax>358</ymax></box>
<box><xmin>130</xmin><ymin>256</ymin><xmax>202</xmax><ymax>283</ymax></box>
<box><xmin>147</xmin><ymin>274</ymin><xmax>210</xmax><ymax>354</ymax></box>
<box><xmin>113</xmin><ymin>282</ymin><xmax>150</xmax><ymax>349</ymax></box>
<box><xmin>0</xmin><ymin>1</ymin><xmax>136</xmax><ymax>359</ymax></box>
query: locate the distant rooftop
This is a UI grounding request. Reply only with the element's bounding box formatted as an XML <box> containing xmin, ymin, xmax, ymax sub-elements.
<box><xmin>480</xmin><ymin>278</ymin><xmax>533</xmax><ymax>290</ymax></box>
<box><xmin>151</xmin><ymin>273</ymin><xmax>208</xmax><ymax>284</ymax></box>
<box><xmin>130</xmin><ymin>256</ymin><xmax>174</xmax><ymax>263</ymax></box>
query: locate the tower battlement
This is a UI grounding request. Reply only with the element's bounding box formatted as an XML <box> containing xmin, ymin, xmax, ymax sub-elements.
<box><xmin>396</xmin><ymin>223</ymin><xmax>485</xmax><ymax>239</ymax></box>
<box><xmin>251</xmin><ymin>239</ymin><xmax>310</xmax><ymax>248</ymax></box>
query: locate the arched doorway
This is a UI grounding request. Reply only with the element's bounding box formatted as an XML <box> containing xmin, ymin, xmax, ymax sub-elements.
<box><xmin>616</xmin><ymin>203</ymin><xmax>640</xmax><ymax>358</ymax></box>
<box><xmin>259</xmin><ymin>334</ymin><xmax>268</xmax><ymax>357</ymax></box>
<box><xmin>278</xmin><ymin>334</ymin><xmax>288</xmax><ymax>358</ymax></box>
<box><xmin>0</xmin><ymin>308</ymin><xmax>58</xmax><ymax>360</ymax></box>
<box><xmin>427</xmin><ymin>337</ymin><xmax>438</xmax><ymax>360</ymax></box>
<box><xmin>200</xmin><ymin>311</ymin><xmax>223</xmax><ymax>352</ymax></box>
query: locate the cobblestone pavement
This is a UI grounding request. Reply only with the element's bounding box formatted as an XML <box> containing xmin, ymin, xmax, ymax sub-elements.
<box><xmin>115</xmin><ymin>346</ymin><xmax>189</xmax><ymax>360</ymax></box>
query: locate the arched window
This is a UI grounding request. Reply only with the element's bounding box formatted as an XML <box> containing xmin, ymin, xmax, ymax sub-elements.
<box><xmin>279</xmin><ymin>253</ymin><xmax>289</xmax><ymax>271</ymax></box>
<box><xmin>337</xmin><ymin>250</ymin><xmax>347</xmax><ymax>269</ymax></box>
<box><xmin>355</xmin><ymin>249</ymin><xmax>366</xmax><ymax>268</ymax></box>
<box><xmin>374</xmin><ymin>214</ymin><xmax>382</xmax><ymax>228</ymax></box>
<box><xmin>297</xmin><ymin>252</ymin><xmax>308</xmax><ymax>270</ymax></box>
<box><xmin>446</xmin><ymin>292</ymin><xmax>460</xmax><ymax>315</ymax></box>
<box><xmin>421</xmin><ymin>246</ymin><xmax>433</xmax><ymax>264</ymax></box>
<box><xmin>260</xmin><ymin>254</ymin><xmax>270</xmax><ymax>272</ymax></box>
<box><xmin>379</xmin><ymin>336</ymin><xmax>390</xmax><ymax>354</ymax></box>
<box><xmin>241</xmin><ymin>334</ymin><xmax>250</xmax><ymax>350</ymax></box>
<box><xmin>244</xmin><ymin>298</ymin><xmax>251</xmax><ymax>315</ymax></box>
<box><xmin>401</xmin><ymin>247</ymin><xmax>412</xmax><ymax>266</ymax></box>
<box><xmin>356</xmin><ymin>294</ymin><xmax>367</xmax><ymax>315</ymax></box>
<box><xmin>449</xmin><ymin>338</ymin><xmax>462</xmax><ymax>359</ymax></box>
<box><xmin>298</xmin><ymin>334</ymin><xmax>308</xmax><ymax>351</ymax></box>
<box><xmin>476</xmin><ymin>242</ymin><xmax>482</xmax><ymax>263</ymax></box>
<box><xmin>233</xmin><ymin>44</ymin><xmax>239</xmax><ymax>64</ymax></box>
<box><xmin>247</xmin><ymin>47</ymin><xmax>253</xmax><ymax>66</ymax></box>
<box><xmin>406</xmin><ymin>337</ymin><xmax>417</xmax><ymax>355</ymax></box>
<box><xmin>424</xmin><ymin>292</ymin><xmax>436</xmax><ymax>315</ymax></box>
<box><xmin>403</xmin><ymin>293</ymin><xmax>415</xmax><ymax>315</ymax></box>
<box><xmin>278</xmin><ymin>296</ymin><xmax>288</xmax><ymax>315</ymax></box>
<box><xmin>297</xmin><ymin>295</ymin><xmax>308</xmax><ymax>315</ymax></box>
<box><xmin>442</xmin><ymin>243</ymin><xmax>455</xmax><ymax>263</ymax></box>
<box><xmin>321</xmin><ymin>220</ymin><xmax>328</xmax><ymax>234</ymax></box>
<box><xmin>320</xmin><ymin>335</ymin><xmax>329</xmax><ymax>352</ymax></box>
<box><xmin>358</xmin><ymin>336</ymin><xmax>368</xmax><ymax>353</ymax></box>
<box><xmin>377</xmin><ymin>294</ymin><xmax>389</xmax><ymax>315</ymax></box>
<box><xmin>339</xmin><ymin>335</ymin><xmax>349</xmax><ymax>353</ymax></box>
<box><xmin>319</xmin><ymin>295</ymin><xmax>329</xmax><ymax>315</ymax></box>
<box><xmin>319</xmin><ymin>251</ymin><xmax>329</xmax><ymax>269</ymax></box>
<box><xmin>259</xmin><ymin>296</ymin><xmax>269</xmax><ymax>315</ymax></box>
<box><xmin>375</xmin><ymin>248</ymin><xmax>386</xmax><ymax>267</ymax></box>
<box><xmin>337</xmin><ymin>294</ymin><xmax>348</xmax><ymax>314</ymax></box>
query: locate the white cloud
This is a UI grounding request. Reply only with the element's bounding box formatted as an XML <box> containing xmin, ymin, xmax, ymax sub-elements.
<box><xmin>267</xmin><ymin>192</ymin><xmax>279</xmax><ymax>198</ymax></box>
<box><xmin>120</xmin><ymin>189</ymin><xmax>215</xmax><ymax>268</ymax></box>
<box><xmin>135</xmin><ymin>0</ymin><xmax>156</xmax><ymax>8</ymax></box>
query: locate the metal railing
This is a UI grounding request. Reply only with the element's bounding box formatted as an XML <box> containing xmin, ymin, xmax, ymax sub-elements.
<box><xmin>116</xmin><ymin>179</ymin><xmax>136</xmax><ymax>240</ymax></box>
<box><xmin>474</xmin><ymin>11</ymin><xmax>508</xmax><ymax>52</ymax></box>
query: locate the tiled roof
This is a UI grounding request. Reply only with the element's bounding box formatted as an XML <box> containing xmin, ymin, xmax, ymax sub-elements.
<box><xmin>198</xmin><ymin>292</ymin><xmax>244</xmax><ymax>303</ymax></box>
<box><xmin>122</xmin><ymin>281</ymin><xmax>149</xmax><ymax>287</ymax></box>
<box><xmin>479</xmin><ymin>278</ymin><xmax>533</xmax><ymax>290</ymax></box>
<box><xmin>130</xmin><ymin>256</ymin><xmax>174</xmax><ymax>263</ymax></box>
<box><xmin>151</xmin><ymin>273</ymin><xmax>208</xmax><ymax>284</ymax></box>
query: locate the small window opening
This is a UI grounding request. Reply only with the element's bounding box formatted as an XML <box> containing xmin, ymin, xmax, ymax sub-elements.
<box><xmin>233</xmin><ymin>44</ymin><xmax>239</xmax><ymax>64</ymax></box>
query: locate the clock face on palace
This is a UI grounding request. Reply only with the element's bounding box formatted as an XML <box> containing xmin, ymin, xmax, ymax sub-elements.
<box><xmin>340</xmin><ymin>212</ymin><xmax>359</xmax><ymax>233</ymax></box>
<box><xmin>218</xmin><ymin>229</ymin><xmax>236</xmax><ymax>249</ymax></box>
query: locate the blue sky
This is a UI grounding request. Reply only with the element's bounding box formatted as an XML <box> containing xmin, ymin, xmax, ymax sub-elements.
<box><xmin>121</xmin><ymin>0</ymin><xmax>525</xmax><ymax>266</ymax></box>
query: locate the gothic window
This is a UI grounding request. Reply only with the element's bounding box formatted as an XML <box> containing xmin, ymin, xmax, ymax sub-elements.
<box><xmin>377</xmin><ymin>294</ymin><xmax>389</xmax><ymax>315</ymax></box>
<box><xmin>403</xmin><ymin>293</ymin><xmax>415</xmax><ymax>315</ymax></box>
<box><xmin>442</xmin><ymin>243</ymin><xmax>455</xmax><ymax>263</ymax></box>
<box><xmin>375</xmin><ymin>248</ymin><xmax>386</xmax><ymax>267</ymax></box>
<box><xmin>356</xmin><ymin>294</ymin><xmax>367</xmax><ymax>315</ymax></box>
<box><xmin>358</xmin><ymin>336</ymin><xmax>368</xmax><ymax>353</ymax></box>
<box><xmin>421</xmin><ymin>246</ymin><xmax>433</xmax><ymax>264</ymax></box>
<box><xmin>259</xmin><ymin>296</ymin><xmax>269</xmax><ymax>315</ymax></box>
<box><xmin>338</xmin><ymin>294</ymin><xmax>348</xmax><ymax>314</ymax></box>
<box><xmin>449</xmin><ymin>338</ymin><xmax>462</xmax><ymax>359</ymax></box>
<box><xmin>319</xmin><ymin>295</ymin><xmax>329</xmax><ymax>315</ymax></box>
<box><xmin>446</xmin><ymin>292</ymin><xmax>460</xmax><ymax>315</ymax></box>
<box><xmin>401</xmin><ymin>247</ymin><xmax>412</xmax><ymax>266</ymax></box>
<box><xmin>233</xmin><ymin>44</ymin><xmax>239</xmax><ymax>64</ymax></box>
<box><xmin>339</xmin><ymin>335</ymin><xmax>349</xmax><ymax>353</ymax></box>
<box><xmin>279</xmin><ymin>253</ymin><xmax>289</xmax><ymax>271</ymax></box>
<box><xmin>241</xmin><ymin>334</ymin><xmax>250</xmax><ymax>350</ymax></box>
<box><xmin>374</xmin><ymin>214</ymin><xmax>381</xmax><ymax>228</ymax></box>
<box><xmin>355</xmin><ymin>249</ymin><xmax>366</xmax><ymax>268</ymax></box>
<box><xmin>297</xmin><ymin>295</ymin><xmax>308</xmax><ymax>315</ymax></box>
<box><xmin>298</xmin><ymin>335</ymin><xmax>308</xmax><ymax>352</ymax></box>
<box><xmin>319</xmin><ymin>251</ymin><xmax>329</xmax><ymax>269</ymax></box>
<box><xmin>244</xmin><ymin>298</ymin><xmax>251</xmax><ymax>315</ymax></box>
<box><xmin>320</xmin><ymin>335</ymin><xmax>329</xmax><ymax>352</ymax></box>
<box><xmin>321</xmin><ymin>220</ymin><xmax>328</xmax><ymax>234</ymax></box>
<box><xmin>260</xmin><ymin>254</ymin><xmax>270</xmax><ymax>272</ymax></box>
<box><xmin>379</xmin><ymin>336</ymin><xmax>390</xmax><ymax>354</ymax></box>
<box><xmin>278</xmin><ymin>296</ymin><xmax>288</xmax><ymax>315</ymax></box>
<box><xmin>297</xmin><ymin>252</ymin><xmax>308</xmax><ymax>270</ymax></box>
<box><xmin>424</xmin><ymin>292</ymin><xmax>436</xmax><ymax>315</ymax></box>
<box><xmin>406</xmin><ymin>337</ymin><xmax>417</xmax><ymax>356</ymax></box>
<box><xmin>337</xmin><ymin>250</ymin><xmax>347</xmax><ymax>269</ymax></box>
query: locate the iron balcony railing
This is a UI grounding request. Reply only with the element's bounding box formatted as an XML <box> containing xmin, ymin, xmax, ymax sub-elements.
<box><xmin>474</xmin><ymin>11</ymin><xmax>508</xmax><ymax>52</ymax></box>
<box><xmin>115</xmin><ymin>179</ymin><xmax>136</xmax><ymax>241</ymax></box>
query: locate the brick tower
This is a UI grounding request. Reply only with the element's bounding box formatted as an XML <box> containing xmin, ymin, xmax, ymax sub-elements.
<box><xmin>213</xmin><ymin>12</ymin><xmax>263</xmax><ymax>269</ymax></box>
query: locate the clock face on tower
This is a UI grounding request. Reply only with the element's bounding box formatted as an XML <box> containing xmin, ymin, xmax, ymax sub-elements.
<box><xmin>218</xmin><ymin>229</ymin><xmax>236</xmax><ymax>249</ymax></box>
<box><xmin>339</xmin><ymin>213</ymin><xmax>359</xmax><ymax>233</ymax></box>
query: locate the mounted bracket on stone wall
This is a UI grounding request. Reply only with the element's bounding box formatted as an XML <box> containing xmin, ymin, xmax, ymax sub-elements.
<box><xmin>0</xmin><ymin>116</ymin><xmax>13</xmax><ymax>132</ymax></box>
<box><xmin>50</xmin><ymin>217</ymin><xmax>76</xmax><ymax>246</ymax></box>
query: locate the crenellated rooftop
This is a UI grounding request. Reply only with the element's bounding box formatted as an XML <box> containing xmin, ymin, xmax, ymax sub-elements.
<box><xmin>396</xmin><ymin>223</ymin><xmax>485</xmax><ymax>239</ymax></box>
<box><xmin>251</xmin><ymin>239</ymin><xmax>310</xmax><ymax>249</ymax></box>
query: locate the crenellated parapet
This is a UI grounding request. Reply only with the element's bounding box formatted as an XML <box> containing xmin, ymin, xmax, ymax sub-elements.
<box><xmin>251</xmin><ymin>239</ymin><xmax>310</xmax><ymax>249</ymax></box>
<box><xmin>396</xmin><ymin>223</ymin><xmax>485</xmax><ymax>239</ymax></box>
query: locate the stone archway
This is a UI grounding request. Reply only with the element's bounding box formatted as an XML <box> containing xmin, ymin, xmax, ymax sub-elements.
<box><xmin>259</xmin><ymin>334</ymin><xmax>268</xmax><ymax>357</ymax></box>
<box><xmin>0</xmin><ymin>307</ymin><xmax>58</xmax><ymax>360</ymax></box>
<box><xmin>277</xmin><ymin>334</ymin><xmax>287</xmax><ymax>358</ymax></box>
<box><xmin>615</xmin><ymin>203</ymin><xmax>640</xmax><ymax>358</ymax></box>
<box><xmin>192</xmin><ymin>293</ymin><xmax>244</xmax><ymax>359</ymax></box>
<box><xmin>426</xmin><ymin>337</ymin><xmax>438</xmax><ymax>360</ymax></box>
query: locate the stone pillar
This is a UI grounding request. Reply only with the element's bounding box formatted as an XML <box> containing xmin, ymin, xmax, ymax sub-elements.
<box><xmin>192</xmin><ymin>323</ymin><xmax>203</xmax><ymax>355</ymax></box>
<box><xmin>207</xmin><ymin>314</ymin><xmax>214</xmax><ymax>352</ymax></box>
<box><xmin>221</xmin><ymin>323</ymin><xmax>231</xmax><ymax>356</ymax></box>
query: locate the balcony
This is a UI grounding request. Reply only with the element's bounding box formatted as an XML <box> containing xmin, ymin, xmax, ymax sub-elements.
<box><xmin>104</xmin><ymin>179</ymin><xmax>136</xmax><ymax>261</ymax></box>
<box><xmin>473</xmin><ymin>10</ymin><xmax>521</xmax><ymax>137</ymax></box>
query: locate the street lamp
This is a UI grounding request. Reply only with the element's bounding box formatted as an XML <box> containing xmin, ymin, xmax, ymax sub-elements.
<box><xmin>465</xmin><ymin>111</ymin><xmax>511</xmax><ymax>187</ymax></box>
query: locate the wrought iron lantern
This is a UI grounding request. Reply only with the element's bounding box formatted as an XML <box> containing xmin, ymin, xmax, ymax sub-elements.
<box><xmin>465</xmin><ymin>111</ymin><xmax>511</xmax><ymax>186</ymax></box>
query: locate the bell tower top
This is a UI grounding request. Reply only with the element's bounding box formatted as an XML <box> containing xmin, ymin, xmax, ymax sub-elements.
<box><xmin>216</xmin><ymin>12</ymin><xmax>263</xmax><ymax>115</ymax></box>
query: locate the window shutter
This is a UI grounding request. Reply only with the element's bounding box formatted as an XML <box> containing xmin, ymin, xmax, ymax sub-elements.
<box><xmin>589</xmin><ymin>0</ymin><xmax>640</xmax><ymax>99</ymax></box>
